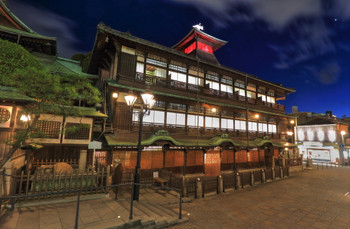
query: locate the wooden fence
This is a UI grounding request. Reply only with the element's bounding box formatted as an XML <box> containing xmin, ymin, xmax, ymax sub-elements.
<box><xmin>1</xmin><ymin>167</ymin><xmax>110</xmax><ymax>200</ymax></box>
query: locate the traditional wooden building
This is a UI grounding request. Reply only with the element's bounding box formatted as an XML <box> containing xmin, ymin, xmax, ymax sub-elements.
<box><xmin>0</xmin><ymin>1</ymin><xmax>106</xmax><ymax>171</ymax></box>
<box><xmin>88</xmin><ymin>23</ymin><xmax>297</xmax><ymax>176</ymax></box>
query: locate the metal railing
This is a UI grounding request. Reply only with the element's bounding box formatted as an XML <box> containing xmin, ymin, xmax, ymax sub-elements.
<box><xmin>0</xmin><ymin>174</ymin><xmax>183</xmax><ymax>229</ymax></box>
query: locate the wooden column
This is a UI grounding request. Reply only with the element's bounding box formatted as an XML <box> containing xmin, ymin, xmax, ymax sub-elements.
<box><xmin>183</xmin><ymin>149</ymin><xmax>187</xmax><ymax>177</ymax></box>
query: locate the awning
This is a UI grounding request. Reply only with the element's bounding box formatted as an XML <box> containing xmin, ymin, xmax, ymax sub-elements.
<box><xmin>105</xmin><ymin>130</ymin><xmax>297</xmax><ymax>148</ymax></box>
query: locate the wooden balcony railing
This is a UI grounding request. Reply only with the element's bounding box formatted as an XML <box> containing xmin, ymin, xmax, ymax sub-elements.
<box><xmin>133</xmin><ymin>72</ymin><xmax>285</xmax><ymax>111</ymax></box>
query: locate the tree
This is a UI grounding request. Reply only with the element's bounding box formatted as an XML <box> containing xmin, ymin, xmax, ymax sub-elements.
<box><xmin>0</xmin><ymin>39</ymin><xmax>101</xmax><ymax>169</ymax></box>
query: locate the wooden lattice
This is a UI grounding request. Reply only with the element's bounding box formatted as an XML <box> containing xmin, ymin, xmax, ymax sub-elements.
<box><xmin>0</xmin><ymin>108</ymin><xmax>10</xmax><ymax>124</ymax></box>
<box><xmin>34</xmin><ymin>120</ymin><xmax>61</xmax><ymax>138</ymax></box>
<box><xmin>64</xmin><ymin>123</ymin><xmax>90</xmax><ymax>140</ymax></box>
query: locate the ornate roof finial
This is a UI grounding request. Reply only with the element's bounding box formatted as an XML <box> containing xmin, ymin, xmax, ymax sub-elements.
<box><xmin>193</xmin><ymin>23</ymin><xmax>204</xmax><ymax>31</ymax></box>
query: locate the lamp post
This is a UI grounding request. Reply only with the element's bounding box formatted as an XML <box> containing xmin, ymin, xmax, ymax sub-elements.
<box><xmin>340</xmin><ymin>130</ymin><xmax>347</xmax><ymax>165</ymax></box>
<box><xmin>124</xmin><ymin>90</ymin><xmax>155</xmax><ymax>201</ymax></box>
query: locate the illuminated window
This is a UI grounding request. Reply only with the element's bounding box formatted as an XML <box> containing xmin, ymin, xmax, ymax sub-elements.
<box><xmin>167</xmin><ymin>112</ymin><xmax>185</xmax><ymax>126</ymax></box>
<box><xmin>187</xmin><ymin>114</ymin><xmax>204</xmax><ymax>127</ymax></box>
<box><xmin>235</xmin><ymin>120</ymin><xmax>246</xmax><ymax>131</ymax></box>
<box><xmin>258</xmin><ymin>123</ymin><xmax>267</xmax><ymax>133</ymax></box>
<box><xmin>206</xmin><ymin>80</ymin><xmax>220</xmax><ymax>90</ymax></box>
<box><xmin>133</xmin><ymin>110</ymin><xmax>165</xmax><ymax>125</ymax></box>
<box><xmin>247</xmin><ymin>91</ymin><xmax>256</xmax><ymax>99</ymax></box>
<box><xmin>248</xmin><ymin>122</ymin><xmax>257</xmax><ymax>132</ymax></box>
<box><xmin>307</xmin><ymin>130</ymin><xmax>314</xmax><ymax>141</ymax></box>
<box><xmin>169</xmin><ymin>71</ymin><xmax>186</xmax><ymax>83</ymax></box>
<box><xmin>235</xmin><ymin>88</ymin><xmax>245</xmax><ymax>97</ymax></box>
<box><xmin>221</xmin><ymin>118</ymin><xmax>234</xmax><ymax>130</ymax></box>
<box><xmin>268</xmin><ymin>124</ymin><xmax>277</xmax><ymax>133</ymax></box>
<box><xmin>317</xmin><ymin>131</ymin><xmax>325</xmax><ymax>141</ymax></box>
<box><xmin>221</xmin><ymin>84</ymin><xmax>233</xmax><ymax>93</ymax></box>
<box><xmin>205</xmin><ymin>117</ymin><xmax>220</xmax><ymax>129</ymax></box>
<box><xmin>267</xmin><ymin>96</ymin><xmax>275</xmax><ymax>104</ymax></box>
<box><xmin>328</xmin><ymin>130</ymin><xmax>336</xmax><ymax>142</ymax></box>
<box><xmin>146</xmin><ymin>65</ymin><xmax>166</xmax><ymax>78</ymax></box>
<box><xmin>258</xmin><ymin>94</ymin><xmax>266</xmax><ymax>101</ymax></box>
<box><xmin>188</xmin><ymin>75</ymin><xmax>203</xmax><ymax>86</ymax></box>
<box><xmin>136</xmin><ymin>62</ymin><xmax>144</xmax><ymax>73</ymax></box>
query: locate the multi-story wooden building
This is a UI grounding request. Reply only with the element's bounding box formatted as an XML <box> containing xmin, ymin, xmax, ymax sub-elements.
<box><xmin>88</xmin><ymin>23</ymin><xmax>296</xmax><ymax>176</ymax></box>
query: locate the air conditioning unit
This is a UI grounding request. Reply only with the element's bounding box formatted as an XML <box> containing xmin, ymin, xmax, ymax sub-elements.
<box><xmin>0</xmin><ymin>106</ymin><xmax>13</xmax><ymax>128</ymax></box>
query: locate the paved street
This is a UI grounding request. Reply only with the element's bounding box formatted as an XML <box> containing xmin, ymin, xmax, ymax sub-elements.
<box><xmin>170</xmin><ymin>167</ymin><xmax>350</xmax><ymax>229</ymax></box>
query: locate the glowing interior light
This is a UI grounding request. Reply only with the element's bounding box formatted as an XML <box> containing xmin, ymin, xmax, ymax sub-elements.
<box><xmin>298</xmin><ymin>130</ymin><xmax>305</xmax><ymax>141</ymax></box>
<box><xmin>317</xmin><ymin>131</ymin><xmax>325</xmax><ymax>141</ymax></box>
<box><xmin>290</xmin><ymin>120</ymin><xmax>295</xmax><ymax>124</ymax></box>
<box><xmin>341</xmin><ymin>131</ymin><xmax>346</xmax><ymax>136</ymax></box>
<box><xmin>328</xmin><ymin>130</ymin><xmax>336</xmax><ymax>142</ymax></box>
<box><xmin>141</xmin><ymin>91</ymin><xmax>154</xmax><ymax>106</ymax></box>
<box><xmin>20</xmin><ymin>114</ymin><xmax>31</xmax><ymax>122</ymax></box>
<box><xmin>254</xmin><ymin>114</ymin><xmax>260</xmax><ymax>119</ymax></box>
<box><xmin>211</xmin><ymin>108</ymin><xmax>217</xmax><ymax>113</ymax></box>
<box><xmin>307</xmin><ymin>130</ymin><xmax>314</xmax><ymax>141</ymax></box>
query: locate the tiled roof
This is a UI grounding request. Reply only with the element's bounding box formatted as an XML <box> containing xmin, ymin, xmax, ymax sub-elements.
<box><xmin>0</xmin><ymin>86</ymin><xmax>35</xmax><ymax>103</ymax></box>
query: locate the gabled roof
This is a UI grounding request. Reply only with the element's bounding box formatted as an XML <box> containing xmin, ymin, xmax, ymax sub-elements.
<box><xmin>172</xmin><ymin>27</ymin><xmax>227</xmax><ymax>52</ymax></box>
<box><xmin>299</xmin><ymin>117</ymin><xmax>338</xmax><ymax>126</ymax></box>
<box><xmin>33</xmin><ymin>53</ymin><xmax>98</xmax><ymax>79</ymax></box>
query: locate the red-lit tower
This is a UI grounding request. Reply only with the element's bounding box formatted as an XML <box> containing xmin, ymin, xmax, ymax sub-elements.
<box><xmin>172</xmin><ymin>24</ymin><xmax>227</xmax><ymax>65</ymax></box>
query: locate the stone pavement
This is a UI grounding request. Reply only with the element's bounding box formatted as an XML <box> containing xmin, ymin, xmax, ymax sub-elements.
<box><xmin>0</xmin><ymin>187</ymin><xmax>187</xmax><ymax>229</ymax></box>
<box><xmin>170</xmin><ymin>167</ymin><xmax>350</xmax><ymax>229</ymax></box>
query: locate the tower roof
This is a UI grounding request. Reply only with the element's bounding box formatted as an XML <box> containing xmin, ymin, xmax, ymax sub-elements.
<box><xmin>172</xmin><ymin>27</ymin><xmax>227</xmax><ymax>52</ymax></box>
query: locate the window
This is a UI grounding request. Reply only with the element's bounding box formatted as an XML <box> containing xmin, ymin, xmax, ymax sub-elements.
<box><xmin>146</xmin><ymin>58</ymin><xmax>167</xmax><ymax>68</ymax></box>
<box><xmin>154</xmin><ymin>101</ymin><xmax>166</xmax><ymax>108</ymax></box>
<box><xmin>267</xmin><ymin>96</ymin><xmax>275</xmax><ymax>104</ymax></box>
<box><xmin>168</xmin><ymin>103</ymin><xmax>186</xmax><ymax>111</ymax></box>
<box><xmin>221</xmin><ymin>84</ymin><xmax>233</xmax><ymax>93</ymax></box>
<box><xmin>205</xmin><ymin>117</ymin><xmax>220</xmax><ymax>129</ymax></box>
<box><xmin>169</xmin><ymin>71</ymin><xmax>186</xmax><ymax>83</ymax></box>
<box><xmin>268</xmin><ymin>124</ymin><xmax>277</xmax><ymax>133</ymax></box>
<box><xmin>188</xmin><ymin>75</ymin><xmax>203</xmax><ymax>86</ymax></box>
<box><xmin>234</xmin><ymin>80</ymin><xmax>245</xmax><ymax>88</ymax></box>
<box><xmin>146</xmin><ymin>65</ymin><xmax>166</xmax><ymax>78</ymax></box>
<box><xmin>221</xmin><ymin>76</ymin><xmax>233</xmax><ymax>85</ymax></box>
<box><xmin>247</xmin><ymin>91</ymin><xmax>256</xmax><ymax>99</ymax></box>
<box><xmin>235</xmin><ymin>88</ymin><xmax>245</xmax><ymax>97</ymax></box>
<box><xmin>169</xmin><ymin>63</ymin><xmax>186</xmax><ymax>73</ymax></box>
<box><xmin>258</xmin><ymin>86</ymin><xmax>266</xmax><ymax>93</ymax></box>
<box><xmin>136</xmin><ymin>62</ymin><xmax>144</xmax><ymax>73</ymax></box>
<box><xmin>34</xmin><ymin>120</ymin><xmax>61</xmax><ymax>139</ymax></box>
<box><xmin>133</xmin><ymin>110</ymin><xmax>165</xmax><ymax>125</ymax></box>
<box><xmin>65</xmin><ymin>123</ymin><xmax>90</xmax><ymax>140</ymax></box>
<box><xmin>187</xmin><ymin>114</ymin><xmax>204</xmax><ymax>127</ymax></box>
<box><xmin>167</xmin><ymin>112</ymin><xmax>185</xmax><ymax>126</ymax></box>
<box><xmin>248</xmin><ymin>122</ymin><xmax>257</xmax><ymax>132</ymax></box>
<box><xmin>206</xmin><ymin>80</ymin><xmax>220</xmax><ymax>90</ymax></box>
<box><xmin>189</xmin><ymin>66</ymin><xmax>204</xmax><ymax>77</ymax></box>
<box><xmin>258</xmin><ymin>94</ymin><xmax>266</xmax><ymax>101</ymax></box>
<box><xmin>235</xmin><ymin>120</ymin><xmax>246</xmax><ymax>131</ymax></box>
<box><xmin>221</xmin><ymin>118</ymin><xmax>234</xmax><ymax>130</ymax></box>
<box><xmin>206</xmin><ymin>72</ymin><xmax>219</xmax><ymax>81</ymax></box>
<box><xmin>258</xmin><ymin>123</ymin><xmax>267</xmax><ymax>133</ymax></box>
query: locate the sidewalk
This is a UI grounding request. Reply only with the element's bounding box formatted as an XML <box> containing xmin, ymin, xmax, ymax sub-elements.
<box><xmin>0</xmin><ymin>187</ymin><xmax>188</xmax><ymax>229</ymax></box>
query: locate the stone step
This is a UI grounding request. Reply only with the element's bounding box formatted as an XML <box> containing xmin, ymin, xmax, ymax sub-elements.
<box><xmin>119</xmin><ymin>200</ymin><xmax>153</xmax><ymax>222</ymax></box>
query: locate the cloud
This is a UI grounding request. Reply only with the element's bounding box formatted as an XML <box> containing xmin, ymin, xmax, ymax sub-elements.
<box><xmin>270</xmin><ymin>20</ymin><xmax>335</xmax><ymax>69</ymax></box>
<box><xmin>8</xmin><ymin>1</ymin><xmax>80</xmax><ymax>58</ymax></box>
<box><xmin>171</xmin><ymin>0</ymin><xmax>322</xmax><ymax>30</ymax></box>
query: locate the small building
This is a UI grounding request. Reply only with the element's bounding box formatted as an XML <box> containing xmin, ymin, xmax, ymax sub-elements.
<box><xmin>88</xmin><ymin>23</ymin><xmax>297</xmax><ymax>176</ymax></box>
<box><xmin>293</xmin><ymin>111</ymin><xmax>350</xmax><ymax>164</ymax></box>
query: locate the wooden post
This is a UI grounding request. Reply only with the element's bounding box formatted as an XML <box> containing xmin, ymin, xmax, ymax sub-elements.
<box><xmin>217</xmin><ymin>175</ymin><xmax>223</xmax><ymax>194</ymax></box>
<box><xmin>196</xmin><ymin>177</ymin><xmax>202</xmax><ymax>199</ymax></box>
<box><xmin>183</xmin><ymin>149</ymin><xmax>187</xmax><ymax>177</ymax></box>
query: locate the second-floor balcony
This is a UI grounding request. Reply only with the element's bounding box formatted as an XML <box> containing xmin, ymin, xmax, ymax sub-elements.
<box><xmin>131</xmin><ymin>72</ymin><xmax>285</xmax><ymax>111</ymax></box>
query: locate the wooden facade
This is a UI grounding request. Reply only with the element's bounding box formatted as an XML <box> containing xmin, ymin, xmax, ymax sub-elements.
<box><xmin>88</xmin><ymin>23</ymin><xmax>297</xmax><ymax>175</ymax></box>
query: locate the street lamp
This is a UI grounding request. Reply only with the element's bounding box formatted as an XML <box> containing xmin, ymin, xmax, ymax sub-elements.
<box><xmin>124</xmin><ymin>90</ymin><xmax>155</xmax><ymax>201</ymax></box>
<box><xmin>340</xmin><ymin>131</ymin><xmax>347</xmax><ymax>165</ymax></box>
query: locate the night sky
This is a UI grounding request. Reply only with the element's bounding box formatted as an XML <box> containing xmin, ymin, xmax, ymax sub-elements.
<box><xmin>8</xmin><ymin>0</ymin><xmax>350</xmax><ymax>117</ymax></box>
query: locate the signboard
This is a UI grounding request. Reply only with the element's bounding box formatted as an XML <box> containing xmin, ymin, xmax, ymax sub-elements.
<box><xmin>88</xmin><ymin>141</ymin><xmax>102</xmax><ymax>150</ymax></box>
<box><xmin>340</xmin><ymin>144</ymin><xmax>344</xmax><ymax>148</ymax></box>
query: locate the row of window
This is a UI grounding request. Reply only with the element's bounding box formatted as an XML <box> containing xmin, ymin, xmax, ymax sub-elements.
<box><xmin>123</xmin><ymin>46</ymin><xmax>277</xmax><ymax>103</ymax></box>
<box><xmin>132</xmin><ymin>110</ymin><xmax>277</xmax><ymax>133</ymax></box>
